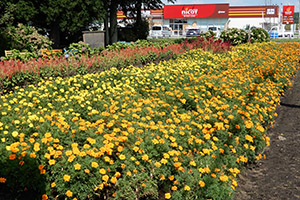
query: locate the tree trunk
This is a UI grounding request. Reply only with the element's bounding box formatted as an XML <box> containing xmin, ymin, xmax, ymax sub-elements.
<box><xmin>136</xmin><ymin>0</ymin><xmax>142</xmax><ymax>26</ymax></box>
<box><xmin>104</xmin><ymin>9</ymin><xmax>110</xmax><ymax>46</ymax></box>
<box><xmin>49</xmin><ymin>23</ymin><xmax>60</xmax><ymax>48</ymax></box>
<box><xmin>109</xmin><ymin>0</ymin><xmax>118</xmax><ymax>44</ymax></box>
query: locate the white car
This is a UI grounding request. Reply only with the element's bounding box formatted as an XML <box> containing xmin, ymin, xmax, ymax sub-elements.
<box><xmin>150</xmin><ymin>25</ymin><xmax>172</xmax><ymax>38</ymax></box>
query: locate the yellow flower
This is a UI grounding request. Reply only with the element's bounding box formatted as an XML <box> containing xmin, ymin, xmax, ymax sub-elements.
<box><xmin>199</xmin><ymin>180</ymin><xmax>205</xmax><ymax>187</ymax></box>
<box><xmin>111</xmin><ymin>176</ymin><xmax>117</xmax><ymax>184</ymax></box>
<box><xmin>102</xmin><ymin>175</ymin><xmax>109</xmax><ymax>182</ymax></box>
<box><xmin>189</xmin><ymin>160</ymin><xmax>196</xmax><ymax>166</ymax></box>
<box><xmin>154</xmin><ymin>162</ymin><xmax>161</xmax><ymax>167</ymax></box>
<box><xmin>51</xmin><ymin>182</ymin><xmax>56</xmax><ymax>188</ymax></box>
<box><xmin>161</xmin><ymin>158</ymin><xmax>168</xmax><ymax>164</ymax></box>
<box><xmin>165</xmin><ymin>193</ymin><xmax>171</xmax><ymax>199</ymax></box>
<box><xmin>142</xmin><ymin>154</ymin><xmax>149</xmax><ymax>161</ymax></box>
<box><xmin>91</xmin><ymin>161</ymin><xmax>99</xmax><ymax>168</ymax></box>
<box><xmin>126</xmin><ymin>171</ymin><xmax>132</xmax><ymax>176</ymax></box>
<box><xmin>99</xmin><ymin>168</ymin><xmax>106</xmax><ymax>174</ymax></box>
<box><xmin>74</xmin><ymin>163</ymin><xmax>81</xmax><ymax>170</ymax></box>
<box><xmin>127</xmin><ymin>127</ymin><xmax>135</xmax><ymax>133</ymax></box>
<box><xmin>184</xmin><ymin>185</ymin><xmax>190</xmax><ymax>191</ymax></box>
<box><xmin>119</xmin><ymin>154</ymin><xmax>126</xmax><ymax>160</ymax></box>
<box><xmin>65</xmin><ymin>190</ymin><xmax>73</xmax><ymax>197</ymax></box>
<box><xmin>12</xmin><ymin>131</ymin><xmax>18</xmax><ymax>137</ymax></box>
<box><xmin>63</xmin><ymin>175</ymin><xmax>71</xmax><ymax>182</ymax></box>
<box><xmin>48</xmin><ymin>159</ymin><xmax>56</xmax><ymax>166</ymax></box>
<box><xmin>219</xmin><ymin>175</ymin><xmax>229</xmax><ymax>182</ymax></box>
<box><xmin>245</xmin><ymin>135</ymin><xmax>253</xmax><ymax>143</ymax></box>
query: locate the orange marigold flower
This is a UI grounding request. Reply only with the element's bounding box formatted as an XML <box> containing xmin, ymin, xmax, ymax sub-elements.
<box><xmin>0</xmin><ymin>177</ymin><xmax>7</xmax><ymax>183</ymax></box>
<box><xmin>9</xmin><ymin>154</ymin><xmax>16</xmax><ymax>160</ymax></box>
<box><xmin>42</xmin><ymin>194</ymin><xmax>48</xmax><ymax>200</ymax></box>
<box><xmin>173</xmin><ymin>162</ymin><xmax>181</xmax><ymax>168</ymax></box>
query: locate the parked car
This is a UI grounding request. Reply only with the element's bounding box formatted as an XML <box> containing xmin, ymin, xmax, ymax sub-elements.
<box><xmin>269</xmin><ymin>26</ymin><xmax>294</xmax><ymax>38</ymax></box>
<box><xmin>208</xmin><ymin>26</ymin><xmax>221</xmax><ymax>37</ymax></box>
<box><xmin>150</xmin><ymin>25</ymin><xmax>172</xmax><ymax>38</ymax></box>
<box><xmin>186</xmin><ymin>28</ymin><xmax>201</xmax><ymax>37</ymax></box>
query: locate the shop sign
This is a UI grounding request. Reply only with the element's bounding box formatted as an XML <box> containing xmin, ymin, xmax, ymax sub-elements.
<box><xmin>282</xmin><ymin>5</ymin><xmax>294</xmax><ymax>24</ymax></box>
<box><xmin>164</xmin><ymin>4</ymin><xmax>229</xmax><ymax>19</ymax></box>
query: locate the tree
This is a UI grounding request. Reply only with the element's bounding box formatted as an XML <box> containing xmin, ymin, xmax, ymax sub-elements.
<box><xmin>1</xmin><ymin>0</ymin><xmax>105</xmax><ymax>47</ymax></box>
<box><xmin>0</xmin><ymin>2</ymin><xmax>16</xmax><ymax>27</ymax></box>
<box><xmin>117</xmin><ymin>0</ymin><xmax>175</xmax><ymax>41</ymax></box>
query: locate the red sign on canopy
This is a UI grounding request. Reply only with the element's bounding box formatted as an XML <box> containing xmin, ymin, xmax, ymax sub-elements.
<box><xmin>163</xmin><ymin>4</ymin><xmax>229</xmax><ymax>19</ymax></box>
<box><xmin>282</xmin><ymin>5</ymin><xmax>294</xmax><ymax>24</ymax></box>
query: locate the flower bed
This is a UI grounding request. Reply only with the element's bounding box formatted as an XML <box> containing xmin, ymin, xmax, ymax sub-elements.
<box><xmin>0</xmin><ymin>42</ymin><xmax>299</xmax><ymax>199</ymax></box>
<box><xmin>0</xmin><ymin>37</ymin><xmax>231</xmax><ymax>93</ymax></box>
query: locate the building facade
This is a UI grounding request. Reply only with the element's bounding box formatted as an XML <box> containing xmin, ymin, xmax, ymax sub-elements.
<box><xmin>117</xmin><ymin>4</ymin><xmax>280</xmax><ymax>37</ymax></box>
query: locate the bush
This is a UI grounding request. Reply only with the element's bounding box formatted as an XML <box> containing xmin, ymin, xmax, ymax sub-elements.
<box><xmin>249</xmin><ymin>28</ymin><xmax>270</xmax><ymax>43</ymax></box>
<box><xmin>6</xmin><ymin>23</ymin><xmax>52</xmax><ymax>55</ymax></box>
<box><xmin>1</xmin><ymin>49</ymin><xmax>37</xmax><ymax>61</ymax></box>
<box><xmin>219</xmin><ymin>28</ymin><xmax>249</xmax><ymax>45</ymax></box>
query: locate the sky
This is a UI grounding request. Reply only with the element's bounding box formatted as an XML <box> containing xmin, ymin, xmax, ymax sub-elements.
<box><xmin>163</xmin><ymin>0</ymin><xmax>300</xmax><ymax>11</ymax></box>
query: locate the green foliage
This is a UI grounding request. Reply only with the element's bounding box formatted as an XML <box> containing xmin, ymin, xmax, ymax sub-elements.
<box><xmin>0</xmin><ymin>2</ymin><xmax>16</xmax><ymax>27</ymax></box>
<box><xmin>2</xmin><ymin>49</ymin><xmax>37</xmax><ymax>61</ymax></box>
<box><xmin>219</xmin><ymin>28</ymin><xmax>249</xmax><ymax>45</ymax></box>
<box><xmin>67</xmin><ymin>41</ymin><xmax>91</xmax><ymax>56</ymax></box>
<box><xmin>6</xmin><ymin>23</ymin><xmax>52</xmax><ymax>54</ymax></box>
<box><xmin>200</xmin><ymin>30</ymin><xmax>216</xmax><ymax>38</ymax></box>
<box><xmin>249</xmin><ymin>28</ymin><xmax>270</xmax><ymax>43</ymax></box>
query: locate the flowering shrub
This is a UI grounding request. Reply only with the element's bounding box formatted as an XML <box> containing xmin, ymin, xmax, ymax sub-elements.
<box><xmin>249</xmin><ymin>28</ymin><xmax>270</xmax><ymax>43</ymax></box>
<box><xmin>220</xmin><ymin>28</ymin><xmax>249</xmax><ymax>45</ymax></box>
<box><xmin>6</xmin><ymin>23</ymin><xmax>52</xmax><ymax>55</ymax></box>
<box><xmin>0</xmin><ymin>42</ymin><xmax>299</xmax><ymax>199</ymax></box>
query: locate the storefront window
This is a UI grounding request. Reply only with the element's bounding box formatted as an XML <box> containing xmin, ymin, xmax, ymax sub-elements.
<box><xmin>169</xmin><ymin>19</ymin><xmax>187</xmax><ymax>36</ymax></box>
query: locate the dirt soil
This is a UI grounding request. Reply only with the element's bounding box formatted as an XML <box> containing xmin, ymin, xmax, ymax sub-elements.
<box><xmin>233</xmin><ymin>71</ymin><xmax>300</xmax><ymax>200</ymax></box>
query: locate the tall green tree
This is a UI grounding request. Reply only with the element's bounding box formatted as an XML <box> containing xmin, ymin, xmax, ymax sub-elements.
<box><xmin>1</xmin><ymin>0</ymin><xmax>105</xmax><ymax>47</ymax></box>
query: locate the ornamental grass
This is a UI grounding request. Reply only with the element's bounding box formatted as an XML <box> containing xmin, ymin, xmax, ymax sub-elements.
<box><xmin>0</xmin><ymin>42</ymin><xmax>299</xmax><ymax>199</ymax></box>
